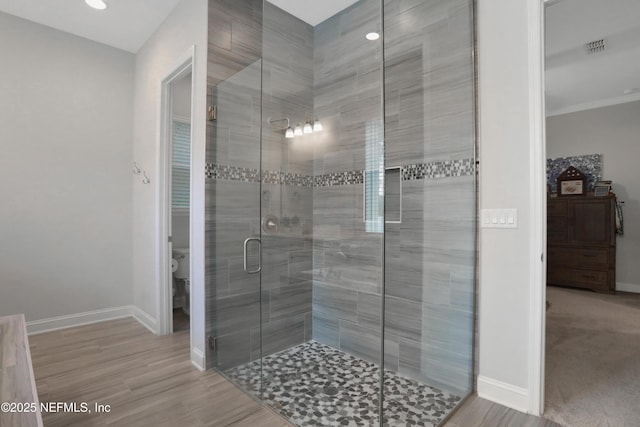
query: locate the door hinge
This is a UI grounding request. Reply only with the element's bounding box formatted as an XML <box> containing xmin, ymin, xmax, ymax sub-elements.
<box><xmin>208</xmin><ymin>336</ymin><xmax>217</xmax><ymax>351</ymax></box>
<box><xmin>208</xmin><ymin>105</ymin><xmax>217</xmax><ymax>121</ymax></box>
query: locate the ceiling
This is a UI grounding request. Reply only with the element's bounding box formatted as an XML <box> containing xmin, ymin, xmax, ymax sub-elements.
<box><xmin>545</xmin><ymin>0</ymin><xmax>640</xmax><ymax>116</ymax></box>
<box><xmin>269</xmin><ymin>0</ymin><xmax>360</xmax><ymax>26</ymax></box>
<box><xmin>0</xmin><ymin>0</ymin><xmax>358</xmax><ymax>53</ymax></box>
<box><xmin>0</xmin><ymin>0</ymin><xmax>183</xmax><ymax>53</ymax></box>
<box><xmin>5</xmin><ymin>0</ymin><xmax>636</xmax><ymax>116</ymax></box>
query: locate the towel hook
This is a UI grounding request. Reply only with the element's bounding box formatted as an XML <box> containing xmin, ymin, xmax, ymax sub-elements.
<box><xmin>142</xmin><ymin>171</ymin><xmax>151</xmax><ymax>185</ymax></box>
<box><xmin>133</xmin><ymin>161</ymin><xmax>141</xmax><ymax>175</ymax></box>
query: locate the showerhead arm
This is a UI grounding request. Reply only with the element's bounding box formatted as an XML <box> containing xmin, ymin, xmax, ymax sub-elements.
<box><xmin>267</xmin><ymin>117</ymin><xmax>291</xmax><ymax>128</ymax></box>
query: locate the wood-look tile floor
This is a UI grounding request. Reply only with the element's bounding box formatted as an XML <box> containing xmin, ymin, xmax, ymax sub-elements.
<box><xmin>29</xmin><ymin>318</ymin><xmax>288</xmax><ymax>427</ymax></box>
<box><xmin>445</xmin><ymin>395</ymin><xmax>560</xmax><ymax>427</ymax></box>
<box><xmin>29</xmin><ymin>318</ymin><xmax>558</xmax><ymax>427</ymax></box>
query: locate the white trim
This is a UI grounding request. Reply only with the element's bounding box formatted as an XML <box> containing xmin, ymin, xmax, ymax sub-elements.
<box><xmin>157</xmin><ymin>46</ymin><xmax>195</xmax><ymax>339</ymax></box>
<box><xmin>187</xmin><ymin>44</ymin><xmax>205</xmax><ymax>369</ymax></box>
<box><xmin>477</xmin><ymin>376</ymin><xmax>530</xmax><ymax>413</ymax></box>
<box><xmin>616</xmin><ymin>282</ymin><xmax>640</xmax><ymax>294</ymax></box>
<box><xmin>26</xmin><ymin>306</ymin><xmax>161</xmax><ymax>338</ymax></box>
<box><xmin>26</xmin><ymin>306</ymin><xmax>136</xmax><ymax>335</ymax></box>
<box><xmin>132</xmin><ymin>306</ymin><xmax>158</xmax><ymax>334</ymax></box>
<box><xmin>191</xmin><ymin>347</ymin><xmax>206</xmax><ymax>371</ymax></box>
<box><xmin>528</xmin><ymin>0</ymin><xmax>547</xmax><ymax>417</ymax></box>
<box><xmin>546</xmin><ymin>93</ymin><xmax>640</xmax><ymax>117</ymax></box>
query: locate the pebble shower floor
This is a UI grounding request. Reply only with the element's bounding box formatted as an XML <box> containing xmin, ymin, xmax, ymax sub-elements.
<box><xmin>225</xmin><ymin>341</ymin><xmax>461</xmax><ymax>426</ymax></box>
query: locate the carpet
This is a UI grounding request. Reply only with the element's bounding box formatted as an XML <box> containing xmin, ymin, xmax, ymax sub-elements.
<box><xmin>544</xmin><ymin>286</ymin><xmax>640</xmax><ymax>427</ymax></box>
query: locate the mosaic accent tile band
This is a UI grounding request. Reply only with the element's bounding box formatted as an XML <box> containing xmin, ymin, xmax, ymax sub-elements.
<box><xmin>402</xmin><ymin>158</ymin><xmax>476</xmax><ymax>181</ymax></box>
<box><xmin>206</xmin><ymin>158</ymin><xmax>475</xmax><ymax>187</ymax></box>
<box><xmin>205</xmin><ymin>164</ymin><xmax>261</xmax><ymax>183</ymax></box>
<box><xmin>205</xmin><ymin>164</ymin><xmax>314</xmax><ymax>187</ymax></box>
<box><xmin>314</xmin><ymin>170</ymin><xmax>364</xmax><ymax>187</ymax></box>
<box><xmin>224</xmin><ymin>341</ymin><xmax>461</xmax><ymax>427</ymax></box>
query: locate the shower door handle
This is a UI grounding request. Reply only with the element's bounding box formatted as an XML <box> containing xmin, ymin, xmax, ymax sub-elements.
<box><xmin>243</xmin><ymin>237</ymin><xmax>262</xmax><ymax>274</ymax></box>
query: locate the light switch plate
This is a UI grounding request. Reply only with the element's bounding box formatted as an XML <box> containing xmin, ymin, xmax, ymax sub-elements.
<box><xmin>481</xmin><ymin>209</ymin><xmax>518</xmax><ymax>228</ymax></box>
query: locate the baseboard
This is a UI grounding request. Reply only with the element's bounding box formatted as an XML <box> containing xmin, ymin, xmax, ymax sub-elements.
<box><xmin>477</xmin><ymin>375</ymin><xmax>529</xmax><ymax>413</ymax></box>
<box><xmin>616</xmin><ymin>282</ymin><xmax>640</xmax><ymax>294</ymax></box>
<box><xmin>26</xmin><ymin>306</ymin><xmax>134</xmax><ymax>335</ymax></box>
<box><xmin>131</xmin><ymin>306</ymin><xmax>158</xmax><ymax>334</ymax></box>
<box><xmin>191</xmin><ymin>346</ymin><xmax>205</xmax><ymax>371</ymax></box>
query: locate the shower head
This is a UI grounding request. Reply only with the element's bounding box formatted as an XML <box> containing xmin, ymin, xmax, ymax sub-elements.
<box><xmin>267</xmin><ymin>117</ymin><xmax>294</xmax><ymax>138</ymax></box>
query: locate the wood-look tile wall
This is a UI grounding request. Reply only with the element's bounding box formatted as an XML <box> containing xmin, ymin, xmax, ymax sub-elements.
<box><xmin>207</xmin><ymin>0</ymin><xmax>262</xmax><ymax>87</ymax></box>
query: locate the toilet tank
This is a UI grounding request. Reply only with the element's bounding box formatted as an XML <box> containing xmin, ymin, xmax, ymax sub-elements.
<box><xmin>173</xmin><ymin>248</ymin><xmax>190</xmax><ymax>279</ymax></box>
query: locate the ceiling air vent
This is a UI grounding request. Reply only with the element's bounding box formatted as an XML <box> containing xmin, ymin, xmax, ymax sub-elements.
<box><xmin>585</xmin><ymin>39</ymin><xmax>606</xmax><ymax>54</ymax></box>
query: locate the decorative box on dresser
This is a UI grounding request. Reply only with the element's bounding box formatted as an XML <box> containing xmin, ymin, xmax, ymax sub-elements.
<box><xmin>547</xmin><ymin>195</ymin><xmax>617</xmax><ymax>293</ymax></box>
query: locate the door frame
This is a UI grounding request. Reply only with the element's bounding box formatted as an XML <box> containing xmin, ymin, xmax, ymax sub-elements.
<box><xmin>529</xmin><ymin>0</ymin><xmax>549</xmax><ymax>416</ymax></box>
<box><xmin>157</xmin><ymin>47</ymin><xmax>195</xmax><ymax>337</ymax></box>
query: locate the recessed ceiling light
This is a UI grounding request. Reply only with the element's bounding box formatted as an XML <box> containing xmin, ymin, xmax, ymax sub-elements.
<box><xmin>85</xmin><ymin>0</ymin><xmax>108</xmax><ymax>10</ymax></box>
<box><xmin>366</xmin><ymin>32</ymin><xmax>380</xmax><ymax>41</ymax></box>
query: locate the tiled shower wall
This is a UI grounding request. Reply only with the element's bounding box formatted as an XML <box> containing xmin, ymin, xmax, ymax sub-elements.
<box><xmin>311</xmin><ymin>0</ymin><xmax>476</xmax><ymax>395</ymax></box>
<box><xmin>310</xmin><ymin>0</ymin><xmax>386</xmax><ymax>367</ymax></box>
<box><xmin>258</xmin><ymin>1</ymin><xmax>314</xmax><ymax>363</ymax></box>
<box><xmin>384</xmin><ymin>0</ymin><xmax>475</xmax><ymax>396</ymax></box>
<box><xmin>205</xmin><ymin>0</ymin><xmax>314</xmax><ymax>369</ymax></box>
<box><xmin>205</xmin><ymin>0</ymin><xmax>476</xmax><ymax>396</ymax></box>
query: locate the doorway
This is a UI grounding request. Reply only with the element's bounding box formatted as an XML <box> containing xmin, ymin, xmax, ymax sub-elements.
<box><xmin>169</xmin><ymin>72</ymin><xmax>192</xmax><ymax>333</ymax></box>
<box><xmin>159</xmin><ymin>55</ymin><xmax>194</xmax><ymax>338</ymax></box>
<box><xmin>543</xmin><ymin>0</ymin><xmax>640</xmax><ymax>424</ymax></box>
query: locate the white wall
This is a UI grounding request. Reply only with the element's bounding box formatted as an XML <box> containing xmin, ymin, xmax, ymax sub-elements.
<box><xmin>547</xmin><ymin>101</ymin><xmax>640</xmax><ymax>292</ymax></box>
<box><xmin>476</xmin><ymin>0</ymin><xmax>543</xmax><ymax>413</ymax></box>
<box><xmin>132</xmin><ymin>0</ymin><xmax>207</xmax><ymax>366</ymax></box>
<box><xmin>0</xmin><ymin>12</ymin><xmax>134</xmax><ymax>322</ymax></box>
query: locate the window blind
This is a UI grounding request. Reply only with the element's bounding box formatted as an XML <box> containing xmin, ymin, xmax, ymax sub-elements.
<box><xmin>172</xmin><ymin>120</ymin><xmax>191</xmax><ymax>210</ymax></box>
<box><xmin>364</xmin><ymin>119</ymin><xmax>384</xmax><ymax>233</ymax></box>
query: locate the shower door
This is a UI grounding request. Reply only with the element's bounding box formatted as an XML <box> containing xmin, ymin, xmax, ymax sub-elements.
<box><xmin>207</xmin><ymin>0</ymin><xmax>317</xmax><ymax>396</ymax></box>
<box><xmin>207</xmin><ymin>58</ymin><xmax>264</xmax><ymax>385</ymax></box>
<box><xmin>205</xmin><ymin>0</ymin><xmax>265</xmax><ymax>394</ymax></box>
<box><xmin>256</xmin><ymin>0</ymin><xmax>388</xmax><ymax>425</ymax></box>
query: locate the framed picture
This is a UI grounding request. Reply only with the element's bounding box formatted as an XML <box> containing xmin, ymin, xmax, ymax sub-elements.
<box><xmin>557</xmin><ymin>166</ymin><xmax>587</xmax><ymax>196</ymax></box>
<box><xmin>594</xmin><ymin>180</ymin><xmax>612</xmax><ymax>197</ymax></box>
<box><xmin>559</xmin><ymin>179</ymin><xmax>584</xmax><ymax>196</ymax></box>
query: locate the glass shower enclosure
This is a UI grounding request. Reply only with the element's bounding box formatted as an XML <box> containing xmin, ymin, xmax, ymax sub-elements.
<box><xmin>205</xmin><ymin>0</ymin><xmax>476</xmax><ymax>425</ymax></box>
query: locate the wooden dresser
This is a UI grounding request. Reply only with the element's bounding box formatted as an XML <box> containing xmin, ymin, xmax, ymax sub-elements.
<box><xmin>547</xmin><ymin>195</ymin><xmax>617</xmax><ymax>293</ymax></box>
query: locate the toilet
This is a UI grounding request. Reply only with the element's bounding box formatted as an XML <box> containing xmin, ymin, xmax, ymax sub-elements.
<box><xmin>172</xmin><ymin>248</ymin><xmax>190</xmax><ymax>316</ymax></box>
